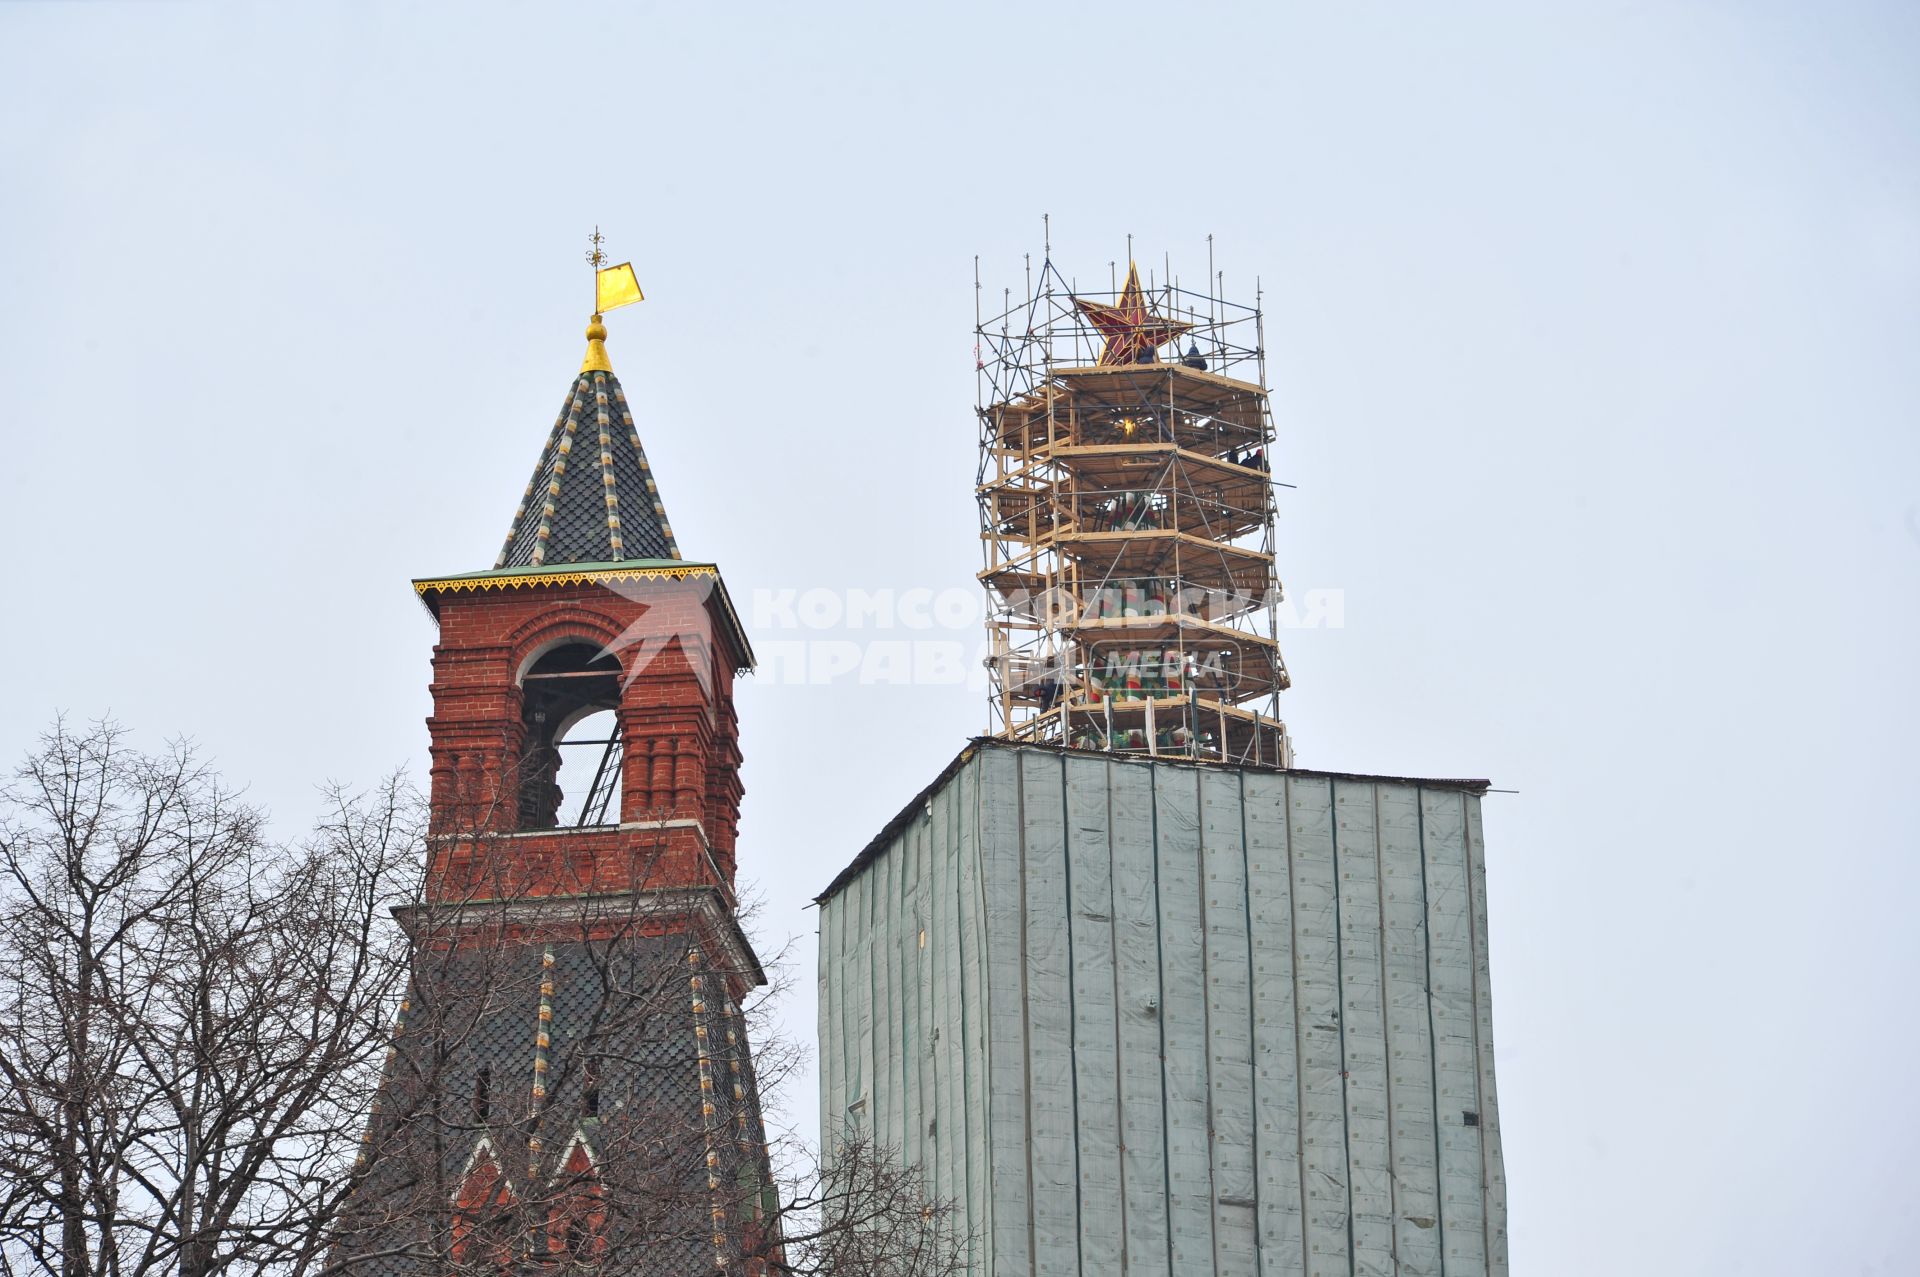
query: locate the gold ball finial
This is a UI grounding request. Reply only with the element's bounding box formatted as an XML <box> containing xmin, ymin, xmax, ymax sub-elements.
<box><xmin>580</xmin><ymin>313</ymin><xmax>614</xmax><ymax>373</ymax></box>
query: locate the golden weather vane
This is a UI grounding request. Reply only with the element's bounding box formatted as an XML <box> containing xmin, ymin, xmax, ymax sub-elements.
<box><xmin>584</xmin><ymin>226</ymin><xmax>642</xmax><ymax>317</ymax></box>
<box><xmin>579</xmin><ymin>228</ymin><xmax>645</xmax><ymax>374</ymax></box>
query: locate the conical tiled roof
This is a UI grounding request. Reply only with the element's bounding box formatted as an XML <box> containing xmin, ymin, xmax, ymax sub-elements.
<box><xmin>495</xmin><ymin>320</ymin><xmax>679</xmax><ymax>568</ymax></box>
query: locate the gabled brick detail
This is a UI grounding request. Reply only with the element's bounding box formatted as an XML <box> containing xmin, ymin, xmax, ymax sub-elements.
<box><xmin>450</xmin><ymin>1140</ymin><xmax>515</xmax><ymax>1270</ymax></box>
<box><xmin>545</xmin><ymin>1133</ymin><xmax>608</xmax><ymax>1265</ymax></box>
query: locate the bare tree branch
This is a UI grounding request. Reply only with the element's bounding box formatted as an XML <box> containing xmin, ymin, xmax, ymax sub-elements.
<box><xmin>0</xmin><ymin>720</ymin><xmax>966</xmax><ymax>1277</ymax></box>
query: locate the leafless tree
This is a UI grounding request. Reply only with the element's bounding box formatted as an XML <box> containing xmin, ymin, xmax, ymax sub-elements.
<box><xmin>0</xmin><ymin>720</ymin><xmax>965</xmax><ymax>1277</ymax></box>
<box><xmin>0</xmin><ymin>719</ymin><xmax>418</xmax><ymax>1277</ymax></box>
<box><xmin>763</xmin><ymin>1134</ymin><xmax>966</xmax><ymax>1277</ymax></box>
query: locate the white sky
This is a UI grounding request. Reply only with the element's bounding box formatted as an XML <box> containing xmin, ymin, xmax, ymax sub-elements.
<box><xmin>3</xmin><ymin>3</ymin><xmax>1916</xmax><ymax>1272</ymax></box>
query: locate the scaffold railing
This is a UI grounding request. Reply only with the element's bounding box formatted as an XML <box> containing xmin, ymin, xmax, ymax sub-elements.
<box><xmin>974</xmin><ymin>240</ymin><xmax>1293</xmax><ymax>768</ymax></box>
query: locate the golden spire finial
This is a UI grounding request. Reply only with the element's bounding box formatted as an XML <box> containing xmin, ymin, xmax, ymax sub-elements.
<box><xmin>582</xmin><ymin>227</ymin><xmax>612</xmax><ymax>373</ymax></box>
<box><xmin>582</xmin><ymin>313</ymin><xmax>612</xmax><ymax>373</ymax></box>
<box><xmin>579</xmin><ymin>227</ymin><xmax>642</xmax><ymax>374</ymax></box>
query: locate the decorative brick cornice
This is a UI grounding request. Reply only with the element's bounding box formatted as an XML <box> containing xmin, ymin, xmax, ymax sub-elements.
<box><xmin>414</xmin><ymin>562</ymin><xmax>720</xmax><ymax>597</ymax></box>
<box><xmin>394</xmin><ymin>886</ymin><xmax>765</xmax><ymax>988</ymax></box>
<box><xmin>413</xmin><ymin>561</ymin><xmax>755</xmax><ymax>674</ymax></box>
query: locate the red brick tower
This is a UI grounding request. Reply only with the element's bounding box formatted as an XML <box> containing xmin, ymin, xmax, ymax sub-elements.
<box><xmin>413</xmin><ymin>303</ymin><xmax>754</xmax><ymax>896</ymax></box>
<box><xmin>338</xmin><ymin>277</ymin><xmax>776</xmax><ymax>1276</ymax></box>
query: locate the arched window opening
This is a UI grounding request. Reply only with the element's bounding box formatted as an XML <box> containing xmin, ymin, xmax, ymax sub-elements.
<box><xmin>518</xmin><ymin>644</ymin><xmax>623</xmax><ymax>831</ymax></box>
<box><xmin>581</xmin><ymin>1057</ymin><xmax>600</xmax><ymax>1117</ymax></box>
<box><xmin>552</xmin><ymin>709</ymin><xmax>620</xmax><ymax>828</ymax></box>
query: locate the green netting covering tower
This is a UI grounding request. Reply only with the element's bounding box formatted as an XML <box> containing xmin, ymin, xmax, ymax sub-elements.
<box><xmin>816</xmin><ymin>742</ymin><xmax>1509</xmax><ymax>1276</ymax></box>
<box><xmin>816</xmin><ymin>245</ymin><xmax>1509</xmax><ymax>1276</ymax></box>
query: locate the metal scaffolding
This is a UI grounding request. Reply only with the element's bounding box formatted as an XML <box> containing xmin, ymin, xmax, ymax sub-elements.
<box><xmin>975</xmin><ymin>241</ymin><xmax>1293</xmax><ymax>766</ymax></box>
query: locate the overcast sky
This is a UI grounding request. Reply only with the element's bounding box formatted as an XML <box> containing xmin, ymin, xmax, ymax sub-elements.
<box><xmin>3</xmin><ymin>2</ymin><xmax>1917</xmax><ymax>1271</ymax></box>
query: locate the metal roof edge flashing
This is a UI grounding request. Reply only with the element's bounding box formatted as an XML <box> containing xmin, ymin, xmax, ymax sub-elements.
<box><xmin>813</xmin><ymin>736</ymin><xmax>1492</xmax><ymax>905</ymax></box>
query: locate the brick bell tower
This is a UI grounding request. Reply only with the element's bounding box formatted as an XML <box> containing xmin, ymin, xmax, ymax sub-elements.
<box><xmin>415</xmin><ymin>304</ymin><xmax>752</xmax><ymax>896</ymax></box>
<box><xmin>338</xmin><ymin>255</ymin><xmax>777</xmax><ymax>1276</ymax></box>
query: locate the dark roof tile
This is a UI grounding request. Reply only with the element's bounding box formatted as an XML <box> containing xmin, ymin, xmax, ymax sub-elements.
<box><xmin>496</xmin><ymin>370</ymin><xmax>679</xmax><ymax>568</ymax></box>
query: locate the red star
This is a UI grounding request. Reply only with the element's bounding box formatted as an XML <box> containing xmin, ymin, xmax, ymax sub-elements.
<box><xmin>1074</xmin><ymin>261</ymin><xmax>1193</xmax><ymax>367</ymax></box>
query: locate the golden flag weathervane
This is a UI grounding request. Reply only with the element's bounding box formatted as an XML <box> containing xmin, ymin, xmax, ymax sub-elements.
<box><xmin>581</xmin><ymin>226</ymin><xmax>643</xmax><ymax>373</ymax></box>
<box><xmin>587</xmin><ymin>225</ymin><xmax>643</xmax><ymax>316</ymax></box>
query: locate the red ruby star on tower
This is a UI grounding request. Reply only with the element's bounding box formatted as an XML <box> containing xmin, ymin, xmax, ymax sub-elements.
<box><xmin>1074</xmin><ymin>261</ymin><xmax>1193</xmax><ymax>367</ymax></box>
